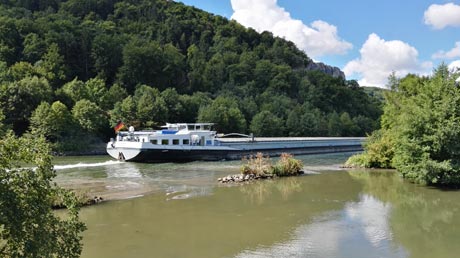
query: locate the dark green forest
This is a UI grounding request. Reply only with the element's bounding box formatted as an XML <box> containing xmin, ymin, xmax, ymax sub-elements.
<box><xmin>0</xmin><ymin>0</ymin><xmax>382</xmax><ymax>151</ymax></box>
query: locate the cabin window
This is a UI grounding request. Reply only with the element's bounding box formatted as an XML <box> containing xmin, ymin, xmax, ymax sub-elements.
<box><xmin>188</xmin><ymin>125</ymin><xmax>194</xmax><ymax>130</ymax></box>
<box><xmin>183</xmin><ymin>139</ymin><xmax>189</xmax><ymax>145</ymax></box>
<box><xmin>150</xmin><ymin>139</ymin><xmax>157</xmax><ymax>144</ymax></box>
<box><xmin>172</xmin><ymin>139</ymin><xmax>179</xmax><ymax>145</ymax></box>
<box><xmin>161</xmin><ymin>139</ymin><xmax>169</xmax><ymax>145</ymax></box>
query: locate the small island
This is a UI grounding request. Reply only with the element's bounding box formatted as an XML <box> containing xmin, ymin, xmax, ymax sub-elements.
<box><xmin>219</xmin><ymin>153</ymin><xmax>304</xmax><ymax>183</ymax></box>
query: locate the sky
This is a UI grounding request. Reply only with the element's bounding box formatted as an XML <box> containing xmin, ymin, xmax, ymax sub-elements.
<box><xmin>178</xmin><ymin>0</ymin><xmax>460</xmax><ymax>88</ymax></box>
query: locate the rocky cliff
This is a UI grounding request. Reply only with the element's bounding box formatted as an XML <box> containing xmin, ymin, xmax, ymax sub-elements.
<box><xmin>306</xmin><ymin>62</ymin><xmax>346</xmax><ymax>80</ymax></box>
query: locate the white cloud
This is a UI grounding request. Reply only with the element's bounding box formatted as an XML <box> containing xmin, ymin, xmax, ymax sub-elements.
<box><xmin>230</xmin><ymin>0</ymin><xmax>352</xmax><ymax>58</ymax></box>
<box><xmin>343</xmin><ymin>33</ymin><xmax>432</xmax><ymax>87</ymax></box>
<box><xmin>433</xmin><ymin>42</ymin><xmax>460</xmax><ymax>59</ymax></box>
<box><xmin>424</xmin><ymin>3</ymin><xmax>460</xmax><ymax>29</ymax></box>
<box><xmin>449</xmin><ymin>60</ymin><xmax>460</xmax><ymax>71</ymax></box>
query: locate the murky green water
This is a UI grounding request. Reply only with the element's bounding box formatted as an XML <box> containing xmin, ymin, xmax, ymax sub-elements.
<box><xmin>54</xmin><ymin>153</ymin><xmax>460</xmax><ymax>258</ymax></box>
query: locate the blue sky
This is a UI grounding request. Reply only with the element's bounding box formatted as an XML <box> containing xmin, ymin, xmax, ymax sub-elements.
<box><xmin>178</xmin><ymin>0</ymin><xmax>460</xmax><ymax>87</ymax></box>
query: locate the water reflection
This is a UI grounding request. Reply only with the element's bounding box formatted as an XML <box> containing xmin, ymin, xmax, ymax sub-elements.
<box><xmin>348</xmin><ymin>170</ymin><xmax>460</xmax><ymax>258</ymax></box>
<box><xmin>239</xmin><ymin>177</ymin><xmax>303</xmax><ymax>205</ymax></box>
<box><xmin>236</xmin><ymin>194</ymin><xmax>407</xmax><ymax>258</ymax></box>
<box><xmin>345</xmin><ymin>194</ymin><xmax>393</xmax><ymax>248</ymax></box>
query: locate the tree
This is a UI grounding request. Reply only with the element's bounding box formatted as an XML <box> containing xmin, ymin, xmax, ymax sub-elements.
<box><xmin>8</xmin><ymin>62</ymin><xmax>41</xmax><ymax>81</ymax></box>
<box><xmin>102</xmin><ymin>83</ymin><xmax>129</xmax><ymax>110</ymax></box>
<box><xmin>91</xmin><ymin>32</ymin><xmax>125</xmax><ymax>83</ymax></box>
<box><xmin>55</xmin><ymin>78</ymin><xmax>87</xmax><ymax>108</ymax></box>
<box><xmin>84</xmin><ymin>77</ymin><xmax>108</xmax><ymax>106</ymax></box>
<box><xmin>37</xmin><ymin>43</ymin><xmax>67</xmax><ymax>89</ymax></box>
<box><xmin>0</xmin><ymin>17</ymin><xmax>21</xmax><ymax>65</ymax></box>
<box><xmin>132</xmin><ymin>85</ymin><xmax>165</xmax><ymax>127</ymax></box>
<box><xmin>30</xmin><ymin>101</ymin><xmax>75</xmax><ymax>144</ymax></box>
<box><xmin>339</xmin><ymin>112</ymin><xmax>359</xmax><ymax>136</ymax></box>
<box><xmin>327</xmin><ymin>112</ymin><xmax>342</xmax><ymax>137</ymax></box>
<box><xmin>286</xmin><ymin>102</ymin><xmax>325</xmax><ymax>136</ymax></box>
<box><xmin>250</xmin><ymin>110</ymin><xmax>284</xmax><ymax>137</ymax></box>
<box><xmin>347</xmin><ymin>65</ymin><xmax>460</xmax><ymax>186</ymax></box>
<box><xmin>22</xmin><ymin>33</ymin><xmax>46</xmax><ymax>64</ymax></box>
<box><xmin>118</xmin><ymin>38</ymin><xmax>185</xmax><ymax>92</ymax></box>
<box><xmin>0</xmin><ymin>76</ymin><xmax>52</xmax><ymax>134</ymax></box>
<box><xmin>0</xmin><ymin>109</ymin><xmax>5</xmax><ymax>136</ymax></box>
<box><xmin>0</xmin><ymin>133</ymin><xmax>85</xmax><ymax>257</ymax></box>
<box><xmin>197</xmin><ymin>96</ymin><xmax>246</xmax><ymax>133</ymax></box>
<box><xmin>186</xmin><ymin>44</ymin><xmax>206</xmax><ymax>92</ymax></box>
<box><xmin>179</xmin><ymin>92</ymin><xmax>212</xmax><ymax>123</ymax></box>
<box><xmin>72</xmin><ymin>99</ymin><xmax>107</xmax><ymax>133</ymax></box>
<box><xmin>161</xmin><ymin>88</ymin><xmax>184</xmax><ymax>122</ymax></box>
<box><xmin>110</xmin><ymin>96</ymin><xmax>137</xmax><ymax>127</ymax></box>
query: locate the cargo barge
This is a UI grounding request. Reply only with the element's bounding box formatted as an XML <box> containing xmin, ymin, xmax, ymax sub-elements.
<box><xmin>106</xmin><ymin>123</ymin><xmax>365</xmax><ymax>162</ymax></box>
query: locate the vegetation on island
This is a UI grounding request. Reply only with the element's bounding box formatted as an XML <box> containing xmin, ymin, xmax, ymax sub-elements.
<box><xmin>241</xmin><ymin>153</ymin><xmax>303</xmax><ymax>177</ymax></box>
<box><xmin>220</xmin><ymin>153</ymin><xmax>303</xmax><ymax>183</ymax></box>
<box><xmin>346</xmin><ymin>65</ymin><xmax>460</xmax><ymax>186</ymax></box>
<box><xmin>0</xmin><ymin>133</ymin><xmax>85</xmax><ymax>257</ymax></box>
<box><xmin>0</xmin><ymin>0</ymin><xmax>382</xmax><ymax>153</ymax></box>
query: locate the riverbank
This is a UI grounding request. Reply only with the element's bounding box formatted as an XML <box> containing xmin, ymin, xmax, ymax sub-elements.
<box><xmin>52</xmin><ymin>143</ymin><xmax>107</xmax><ymax>156</ymax></box>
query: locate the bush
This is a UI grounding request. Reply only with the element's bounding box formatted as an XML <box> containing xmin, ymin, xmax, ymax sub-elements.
<box><xmin>345</xmin><ymin>130</ymin><xmax>394</xmax><ymax>168</ymax></box>
<box><xmin>240</xmin><ymin>153</ymin><xmax>272</xmax><ymax>176</ymax></box>
<box><xmin>272</xmin><ymin>153</ymin><xmax>304</xmax><ymax>176</ymax></box>
<box><xmin>240</xmin><ymin>152</ymin><xmax>303</xmax><ymax>177</ymax></box>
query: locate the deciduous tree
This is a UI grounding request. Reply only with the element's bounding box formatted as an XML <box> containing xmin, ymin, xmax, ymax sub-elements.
<box><xmin>0</xmin><ymin>133</ymin><xmax>85</xmax><ymax>257</ymax></box>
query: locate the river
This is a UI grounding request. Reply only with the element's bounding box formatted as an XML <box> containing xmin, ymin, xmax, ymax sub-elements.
<box><xmin>54</xmin><ymin>153</ymin><xmax>460</xmax><ymax>258</ymax></box>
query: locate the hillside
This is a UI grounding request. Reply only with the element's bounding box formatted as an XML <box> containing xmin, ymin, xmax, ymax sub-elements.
<box><xmin>0</xmin><ymin>0</ymin><xmax>382</xmax><ymax>151</ymax></box>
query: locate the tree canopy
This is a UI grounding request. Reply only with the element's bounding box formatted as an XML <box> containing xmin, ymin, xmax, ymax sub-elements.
<box><xmin>0</xmin><ymin>0</ymin><xmax>382</xmax><ymax>152</ymax></box>
<box><xmin>346</xmin><ymin>65</ymin><xmax>460</xmax><ymax>186</ymax></box>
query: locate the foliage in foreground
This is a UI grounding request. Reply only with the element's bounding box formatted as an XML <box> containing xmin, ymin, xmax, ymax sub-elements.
<box><xmin>241</xmin><ymin>153</ymin><xmax>303</xmax><ymax>177</ymax></box>
<box><xmin>0</xmin><ymin>132</ymin><xmax>86</xmax><ymax>257</ymax></box>
<box><xmin>346</xmin><ymin>65</ymin><xmax>460</xmax><ymax>186</ymax></box>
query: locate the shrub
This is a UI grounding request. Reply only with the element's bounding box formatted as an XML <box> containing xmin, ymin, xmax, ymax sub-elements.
<box><xmin>345</xmin><ymin>130</ymin><xmax>394</xmax><ymax>168</ymax></box>
<box><xmin>240</xmin><ymin>152</ymin><xmax>272</xmax><ymax>176</ymax></box>
<box><xmin>272</xmin><ymin>153</ymin><xmax>304</xmax><ymax>176</ymax></box>
<box><xmin>240</xmin><ymin>153</ymin><xmax>303</xmax><ymax>177</ymax></box>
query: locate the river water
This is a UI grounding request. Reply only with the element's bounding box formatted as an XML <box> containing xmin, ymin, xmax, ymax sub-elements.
<box><xmin>54</xmin><ymin>153</ymin><xmax>460</xmax><ymax>258</ymax></box>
